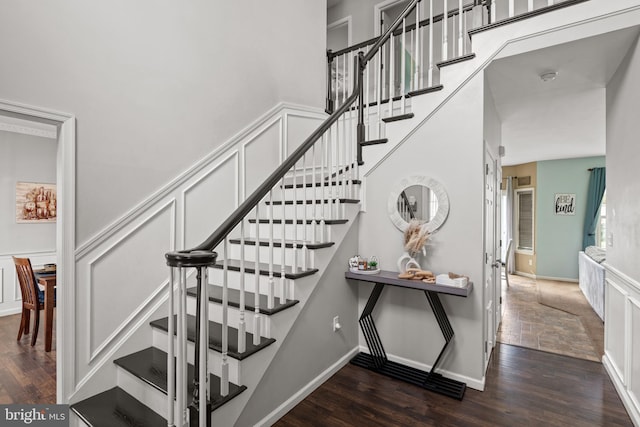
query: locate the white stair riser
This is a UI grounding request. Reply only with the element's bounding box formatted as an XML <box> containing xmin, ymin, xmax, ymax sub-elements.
<box><xmin>227</xmin><ymin>243</ymin><xmax>315</xmax><ymax>267</ymax></box>
<box><xmin>117</xmin><ymin>367</ymin><xmax>172</xmax><ymax>420</ymax></box>
<box><xmin>266</xmin><ymin>202</ymin><xmax>349</xmax><ymax>219</ymax></box>
<box><xmin>279</xmin><ymin>184</ymin><xmax>359</xmax><ymax>201</ymax></box>
<box><xmin>208</xmin><ymin>268</ymin><xmax>297</xmax><ymax>298</ymax></box>
<box><xmin>152</xmin><ymin>328</ymin><xmax>241</xmax><ymax>384</ymax></box>
<box><xmin>248</xmin><ymin>222</ymin><xmax>327</xmax><ymax>242</ymax></box>
<box><xmin>185</xmin><ymin>296</ymin><xmax>273</xmax><ymax>338</ymax></box>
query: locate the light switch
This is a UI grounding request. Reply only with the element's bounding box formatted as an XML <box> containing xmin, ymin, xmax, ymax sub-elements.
<box><xmin>607</xmin><ymin>232</ymin><xmax>614</xmax><ymax>247</ymax></box>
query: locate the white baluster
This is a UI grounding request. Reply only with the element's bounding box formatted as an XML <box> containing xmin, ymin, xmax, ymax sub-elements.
<box><xmin>458</xmin><ymin>0</ymin><xmax>464</xmax><ymax>56</ymax></box>
<box><xmin>302</xmin><ymin>155</ymin><xmax>308</xmax><ymax>280</ymax></box>
<box><xmin>178</xmin><ymin>267</ymin><xmax>188</xmax><ymax>427</ymax></box>
<box><xmin>428</xmin><ymin>0</ymin><xmax>434</xmax><ymax>87</ymax></box>
<box><xmin>312</xmin><ymin>143</ymin><xmax>317</xmax><ymax>243</ymax></box>
<box><xmin>548</xmin><ymin>0</ymin><xmax>554</xmax><ymax>5</ymax></box>
<box><xmin>401</xmin><ymin>18</ymin><xmax>406</xmax><ymax>115</ymax></box>
<box><xmin>199</xmin><ymin>265</ymin><xmax>210</xmax><ymax>426</ymax></box>
<box><xmin>415</xmin><ymin>2</ymin><xmax>421</xmax><ymax>92</ymax></box>
<box><xmin>376</xmin><ymin>50</ymin><xmax>382</xmax><ymax>139</ymax></box>
<box><xmin>528</xmin><ymin>0</ymin><xmax>534</xmax><ymax>12</ymax></box>
<box><xmin>389</xmin><ymin>34</ymin><xmax>395</xmax><ymax>119</ymax></box>
<box><xmin>442</xmin><ymin>0</ymin><xmax>448</xmax><ymax>61</ymax></box>
<box><xmin>334</xmin><ymin>55</ymin><xmax>340</xmax><ymax>109</ymax></box>
<box><xmin>491</xmin><ymin>0</ymin><xmax>496</xmax><ymax>23</ymax></box>
<box><xmin>280</xmin><ymin>176</ymin><xmax>287</xmax><ymax>304</ymax></box>
<box><xmin>238</xmin><ymin>221</ymin><xmax>246</xmax><ymax>353</ymax></box>
<box><xmin>253</xmin><ymin>205</ymin><xmax>261</xmax><ymax>346</ymax></box>
<box><xmin>220</xmin><ymin>241</ymin><xmax>229</xmax><ymax>397</ymax></box>
<box><xmin>509</xmin><ymin>0</ymin><xmax>515</xmax><ymax>18</ymax></box>
<box><xmin>167</xmin><ymin>268</ymin><xmax>175</xmax><ymax>427</ymax></box>
<box><xmin>320</xmin><ymin>133</ymin><xmax>327</xmax><ymax>242</ymax></box>
<box><xmin>268</xmin><ymin>190</ymin><xmax>275</xmax><ymax>310</ymax></box>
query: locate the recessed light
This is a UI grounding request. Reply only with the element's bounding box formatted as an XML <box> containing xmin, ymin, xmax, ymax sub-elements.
<box><xmin>540</xmin><ymin>71</ymin><xmax>558</xmax><ymax>82</ymax></box>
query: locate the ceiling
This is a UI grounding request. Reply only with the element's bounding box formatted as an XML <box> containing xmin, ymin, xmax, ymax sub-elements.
<box><xmin>486</xmin><ymin>26</ymin><xmax>640</xmax><ymax>166</ymax></box>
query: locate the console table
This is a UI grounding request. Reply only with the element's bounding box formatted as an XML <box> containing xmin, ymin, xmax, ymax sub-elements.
<box><xmin>345</xmin><ymin>269</ymin><xmax>473</xmax><ymax>400</ymax></box>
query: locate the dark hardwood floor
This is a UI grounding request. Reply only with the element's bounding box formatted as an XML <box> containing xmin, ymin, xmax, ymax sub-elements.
<box><xmin>0</xmin><ymin>312</ymin><xmax>56</xmax><ymax>404</ymax></box>
<box><xmin>276</xmin><ymin>344</ymin><xmax>633</xmax><ymax>427</ymax></box>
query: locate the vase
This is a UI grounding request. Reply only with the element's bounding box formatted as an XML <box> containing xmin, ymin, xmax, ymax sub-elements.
<box><xmin>397</xmin><ymin>252</ymin><xmax>421</xmax><ymax>273</ymax></box>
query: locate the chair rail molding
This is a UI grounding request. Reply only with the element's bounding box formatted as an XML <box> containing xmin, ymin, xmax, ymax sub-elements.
<box><xmin>0</xmin><ymin>98</ymin><xmax>76</xmax><ymax>403</ymax></box>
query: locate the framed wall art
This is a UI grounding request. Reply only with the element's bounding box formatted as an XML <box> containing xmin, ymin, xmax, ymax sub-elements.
<box><xmin>16</xmin><ymin>182</ymin><xmax>57</xmax><ymax>223</ymax></box>
<box><xmin>554</xmin><ymin>193</ymin><xmax>576</xmax><ymax>216</ymax></box>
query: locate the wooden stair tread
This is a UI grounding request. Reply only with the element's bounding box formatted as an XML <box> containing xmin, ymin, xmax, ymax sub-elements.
<box><xmin>113</xmin><ymin>347</ymin><xmax>246</xmax><ymax>411</ymax></box>
<box><xmin>282</xmin><ymin>180</ymin><xmax>361</xmax><ymax>188</ymax></box>
<box><xmin>229</xmin><ymin>238</ymin><xmax>334</xmax><ymax>250</ymax></box>
<box><xmin>361</xmin><ymin>138</ymin><xmax>388</xmax><ymax>146</ymax></box>
<box><xmin>71</xmin><ymin>387</ymin><xmax>165</xmax><ymax>427</ymax></box>
<box><xmin>212</xmin><ymin>259</ymin><xmax>318</xmax><ymax>280</ymax></box>
<box><xmin>249</xmin><ymin>218</ymin><xmax>348</xmax><ymax>225</ymax></box>
<box><xmin>150</xmin><ymin>315</ymin><xmax>275</xmax><ymax>360</ymax></box>
<box><xmin>265</xmin><ymin>198</ymin><xmax>359</xmax><ymax>205</ymax></box>
<box><xmin>407</xmin><ymin>85</ymin><xmax>444</xmax><ymax>97</ymax></box>
<box><xmin>382</xmin><ymin>113</ymin><xmax>414</xmax><ymax>123</ymax></box>
<box><xmin>436</xmin><ymin>53</ymin><xmax>476</xmax><ymax>68</ymax></box>
<box><xmin>186</xmin><ymin>284</ymin><xmax>299</xmax><ymax>315</ymax></box>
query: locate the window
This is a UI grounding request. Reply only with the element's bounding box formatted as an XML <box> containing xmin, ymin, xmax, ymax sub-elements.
<box><xmin>515</xmin><ymin>189</ymin><xmax>534</xmax><ymax>253</ymax></box>
<box><xmin>595</xmin><ymin>191</ymin><xmax>607</xmax><ymax>249</ymax></box>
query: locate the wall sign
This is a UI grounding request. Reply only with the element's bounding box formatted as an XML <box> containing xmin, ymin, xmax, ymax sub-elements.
<box><xmin>554</xmin><ymin>193</ymin><xmax>575</xmax><ymax>216</ymax></box>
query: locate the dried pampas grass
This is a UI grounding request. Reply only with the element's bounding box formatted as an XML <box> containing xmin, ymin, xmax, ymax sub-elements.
<box><xmin>404</xmin><ymin>219</ymin><xmax>430</xmax><ymax>256</ymax></box>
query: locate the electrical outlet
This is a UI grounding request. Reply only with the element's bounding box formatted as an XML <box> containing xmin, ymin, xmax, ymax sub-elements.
<box><xmin>333</xmin><ymin>315</ymin><xmax>341</xmax><ymax>332</ymax></box>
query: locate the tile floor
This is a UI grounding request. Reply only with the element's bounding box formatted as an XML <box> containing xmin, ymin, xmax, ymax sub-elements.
<box><xmin>496</xmin><ymin>274</ymin><xmax>600</xmax><ymax>362</ymax></box>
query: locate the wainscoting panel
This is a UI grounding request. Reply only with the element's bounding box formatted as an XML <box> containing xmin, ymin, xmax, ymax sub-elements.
<box><xmin>0</xmin><ymin>251</ymin><xmax>56</xmax><ymax>317</ymax></box>
<box><xmin>243</xmin><ymin>118</ymin><xmax>282</xmax><ymax>197</ymax></box>
<box><xmin>604</xmin><ymin>265</ymin><xmax>640</xmax><ymax>426</ymax></box>
<box><xmin>182</xmin><ymin>152</ymin><xmax>239</xmax><ymax>250</ymax></box>
<box><xmin>86</xmin><ymin>200</ymin><xmax>175</xmax><ymax>360</ymax></box>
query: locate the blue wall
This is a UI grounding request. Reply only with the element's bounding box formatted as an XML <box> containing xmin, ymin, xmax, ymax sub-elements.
<box><xmin>536</xmin><ymin>156</ymin><xmax>606</xmax><ymax>280</ymax></box>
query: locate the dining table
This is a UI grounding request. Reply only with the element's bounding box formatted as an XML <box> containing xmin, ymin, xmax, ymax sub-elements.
<box><xmin>34</xmin><ymin>269</ymin><xmax>56</xmax><ymax>352</ymax></box>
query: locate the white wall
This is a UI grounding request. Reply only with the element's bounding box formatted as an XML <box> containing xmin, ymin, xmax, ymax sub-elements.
<box><xmin>0</xmin><ymin>0</ymin><xmax>326</xmax><ymax>245</ymax></box>
<box><xmin>0</xmin><ymin>130</ymin><xmax>56</xmax><ymax>255</ymax></box>
<box><xmin>358</xmin><ymin>73</ymin><xmax>486</xmax><ymax>388</ymax></box>
<box><xmin>603</xmin><ymin>33</ymin><xmax>640</xmax><ymax>426</ymax></box>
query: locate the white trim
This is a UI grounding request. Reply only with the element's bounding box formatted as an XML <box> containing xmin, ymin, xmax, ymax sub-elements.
<box><xmin>514</xmin><ymin>271</ymin><xmax>537</xmax><ymax>280</ymax></box>
<box><xmin>0</xmin><ymin>120</ymin><xmax>57</xmax><ymax>139</ymax></box>
<box><xmin>0</xmin><ymin>307</ymin><xmax>21</xmax><ymax>317</ymax></box>
<box><xmin>606</xmin><ymin>263</ymin><xmax>640</xmax><ymax>293</ymax></box>
<box><xmin>255</xmin><ymin>347</ymin><xmax>359</xmax><ymax>426</ymax></box>
<box><xmin>534</xmin><ymin>275</ymin><xmax>578</xmax><ymax>283</ymax></box>
<box><xmin>514</xmin><ymin>188</ymin><xmax>535</xmax><ymax>254</ymax></box>
<box><xmin>373</xmin><ymin>0</ymin><xmax>409</xmax><ymax>37</ymax></box>
<box><xmin>0</xmin><ymin>98</ymin><xmax>76</xmax><ymax>404</ymax></box>
<box><xmin>75</xmin><ymin>102</ymin><xmax>325</xmax><ymax>259</ymax></box>
<box><xmin>358</xmin><ymin>345</ymin><xmax>486</xmax><ymax>391</ymax></box>
<box><xmin>327</xmin><ymin>16</ymin><xmax>353</xmax><ymax>48</ymax></box>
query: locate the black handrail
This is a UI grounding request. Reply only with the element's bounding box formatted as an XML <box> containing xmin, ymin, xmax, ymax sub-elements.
<box><xmin>400</xmin><ymin>191</ymin><xmax>417</xmax><ymax>220</ymax></box>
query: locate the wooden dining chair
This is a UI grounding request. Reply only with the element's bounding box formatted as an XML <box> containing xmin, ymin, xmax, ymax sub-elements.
<box><xmin>13</xmin><ymin>256</ymin><xmax>44</xmax><ymax>346</ymax></box>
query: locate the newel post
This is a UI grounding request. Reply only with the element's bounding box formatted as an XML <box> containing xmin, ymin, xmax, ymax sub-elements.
<box><xmin>326</xmin><ymin>50</ymin><xmax>335</xmax><ymax>114</ymax></box>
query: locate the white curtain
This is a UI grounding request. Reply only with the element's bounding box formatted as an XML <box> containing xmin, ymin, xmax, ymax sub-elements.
<box><xmin>505</xmin><ymin>176</ymin><xmax>515</xmax><ymax>274</ymax></box>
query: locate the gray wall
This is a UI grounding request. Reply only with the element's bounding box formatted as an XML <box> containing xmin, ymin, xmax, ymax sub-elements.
<box><xmin>235</xmin><ymin>219</ymin><xmax>360</xmax><ymax>426</ymax></box>
<box><xmin>0</xmin><ymin>0</ymin><xmax>326</xmax><ymax>245</ymax></box>
<box><xmin>0</xmin><ymin>130</ymin><xmax>56</xmax><ymax>254</ymax></box>
<box><xmin>606</xmin><ymin>34</ymin><xmax>640</xmax><ymax>282</ymax></box>
<box><xmin>535</xmin><ymin>156</ymin><xmax>606</xmax><ymax>281</ymax></box>
<box><xmin>358</xmin><ymin>74</ymin><xmax>485</xmax><ymax>385</ymax></box>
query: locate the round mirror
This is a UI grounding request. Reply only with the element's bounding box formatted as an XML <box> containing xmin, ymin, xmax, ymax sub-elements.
<box><xmin>388</xmin><ymin>176</ymin><xmax>449</xmax><ymax>233</ymax></box>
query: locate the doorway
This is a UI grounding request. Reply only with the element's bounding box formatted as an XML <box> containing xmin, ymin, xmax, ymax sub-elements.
<box><xmin>0</xmin><ymin>99</ymin><xmax>75</xmax><ymax>403</ymax></box>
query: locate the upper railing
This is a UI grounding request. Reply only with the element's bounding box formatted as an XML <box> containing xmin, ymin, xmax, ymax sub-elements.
<box><xmin>164</xmin><ymin>1</ymin><xmax>421</xmax><ymax>425</ymax></box>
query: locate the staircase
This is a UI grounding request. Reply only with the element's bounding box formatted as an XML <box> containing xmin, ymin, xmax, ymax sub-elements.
<box><xmin>69</xmin><ymin>0</ymin><xmax>592</xmax><ymax>425</ymax></box>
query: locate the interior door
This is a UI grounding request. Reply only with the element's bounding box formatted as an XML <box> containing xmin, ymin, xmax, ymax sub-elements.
<box><xmin>484</xmin><ymin>147</ymin><xmax>497</xmax><ymax>369</ymax></box>
<box><xmin>495</xmin><ymin>163</ymin><xmax>503</xmax><ymax>330</ymax></box>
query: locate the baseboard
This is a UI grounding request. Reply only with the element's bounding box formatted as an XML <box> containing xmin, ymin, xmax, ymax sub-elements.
<box><xmin>358</xmin><ymin>345</ymin><xmax>485</xmax><ymax>391</ymax></box>
<box><xmin>535</xmin><ymin>275</ymin><xmax>578</xmax><ymax>283</ymax></box>
<box><xmin>603</xmin><ymin>353</ymin><xmax>640</xmax><ymax>427</ymax></box>
<box><xmin>514</xmin><ymin>271</ymin><xmax>536</xmax><ymax>279</ymax></box>
<box><xmin>0</xmin><ymin>307</ymin><xmax>21</xmax><ymax>317</ymax></box>
<box><xmin>255</xmin><ymin>346</ymin><xmax>359</xmax><ymax>426</ymax></box>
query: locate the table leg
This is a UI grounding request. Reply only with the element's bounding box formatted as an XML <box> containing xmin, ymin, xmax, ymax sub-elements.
<box><xmin>424</xmin><ymin>290</ymin><xmax>454</xmax><ymax>375</ymax></box>
<box><xmin>44</xmin><ymin>282</ymin><xmax>54</xmax><ymax>352</ymax></box>
<box><xmin>358</xmin><ymin>283</ymin><xmax>387</xmax><ymax>368</ymax></box>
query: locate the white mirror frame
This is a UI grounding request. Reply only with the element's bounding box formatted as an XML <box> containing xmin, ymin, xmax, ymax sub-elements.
<box><xmin>387</xmin><ymin>175</ymin><xmax>450</xmax><ymax>233</ymax></box>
